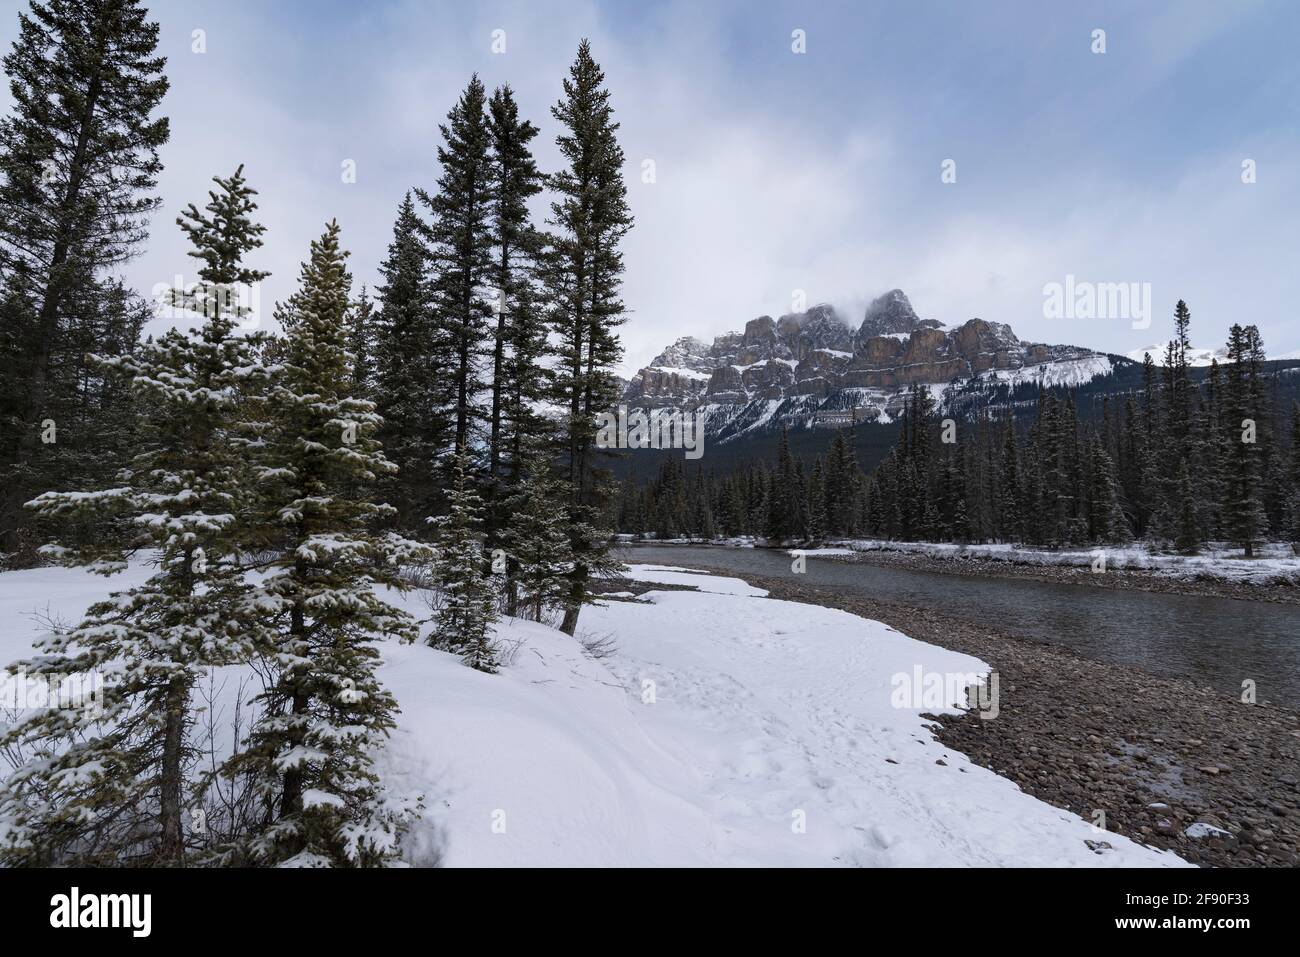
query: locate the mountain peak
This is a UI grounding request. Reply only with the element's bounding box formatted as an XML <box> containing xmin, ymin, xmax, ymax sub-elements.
<box><xmin>858</xmin><ymin>289</ymin><xmax>936</xmax><ymax>338</ymax></box>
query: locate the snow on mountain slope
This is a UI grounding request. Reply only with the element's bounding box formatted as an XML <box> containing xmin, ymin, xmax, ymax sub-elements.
<box><xmin>1126</xmin><ymin>343</ymin><xmax>1228</xmax><ymax>367</ymax></box>
<box><xmin>0</xmin><ymin>562</ymin><xmax>1186</xmax><ymax>867</ymax></box>
<box><xmin>623</xmin><ymin>290</ymin><xmax>1112</xmax><ymax>438</ymax></box>
<box><xmin>972</xmin><ymin>355</ymin><xmax>1114</xmax><ymax>390</ymax></box>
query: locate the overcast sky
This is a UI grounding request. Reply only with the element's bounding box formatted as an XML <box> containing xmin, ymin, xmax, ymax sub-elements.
<box><xmin>3</xmin><ymin>0</ymin><xmax>1297</xmax><ymax>373</ymax></box>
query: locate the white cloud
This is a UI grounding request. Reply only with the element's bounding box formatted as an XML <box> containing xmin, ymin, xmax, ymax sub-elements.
<box><xmin>1</xmin><ymin>0</ymin><xmax>1293</xmax><ymax>374</ymax></box>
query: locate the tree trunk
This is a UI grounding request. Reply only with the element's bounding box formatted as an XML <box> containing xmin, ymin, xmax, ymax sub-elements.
<box><xmin>158</xmin><ymin>674</ymin><xmax>189</xmax><ymax>865</ymax></box>
<box><xmin>560</xmin><ymin>570</ymin><xmax>585</xmax><ymax>636</ymax></box>
<box><xmin>505</xmin><ymin>575</ymin><xmax>519</xmax><ymax>618</ymax></box>
<box><xmin>489</xmin><ymin>243</ymin><xmax>509</xmax><ymax>480</ymax></box>
<box><xmin>279</xmin><ymin>593</ymin><xmax>309</xmax><ymax>821</ymax></box>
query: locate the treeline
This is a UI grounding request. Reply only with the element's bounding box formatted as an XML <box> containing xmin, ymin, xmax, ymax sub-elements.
<box><xmin>0</xmin><ymin>0</ymin><xmax>630</xmax><ymax>867</ymax></box>
<box><xmin>618</xmin><ymin>428</ymin><xmax>870</xmax><ymax>542</ymax></box>
<box><xmin>622</xmin><ymin>303</ymin><xmax>1299</xmax><ymax>556</ymax></box>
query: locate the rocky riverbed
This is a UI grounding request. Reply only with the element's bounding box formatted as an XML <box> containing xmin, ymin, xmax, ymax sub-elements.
<box><xmin>604</xmin><ymin>567</ymin><xmax>1300</xmax><ymax>867</ymax></box>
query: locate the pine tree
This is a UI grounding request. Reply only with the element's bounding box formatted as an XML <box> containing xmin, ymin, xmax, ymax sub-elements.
<box><xmin>3</xmin><ymin>273</ymin><xmax>149</xmax><ymax>560</ymax></box>
<box><xmin>766</xmin><ymin>428</ymin><xmax>796</xmax><ymax>542</ymax></box>
<box><xmin>429</xmin><ymin>449</ymin><xmax>499</xmax><ymax>671</ymax></box>
<box><xmin>483</xmin><ymin>83</ymin><xmax>549</xmax><ymax>610</ymax></box>
<box><xmin>219</xmin><ymin>221</ymin><xmax>430</xmax><ymax>868</ymax></box>
<box><xmin>485</xmin><ymin>83</ymin><xmax>543</xmax><ymax>486</ymax></box>
<box><xmin>1174</xmin><ymin>460</ymin><xmax>1199</xmax><ymax>554</ymax></box>
<box><xmin>417</xmin><ymin>74</ymin><xmax>493</xmax><ymax>458</ymax></box>
<box><xmin>1089</xmin><ymin>438</ymin><xmax>1131</xmax><ymax>544</ymax></box>
<box><xmin>545</xmin><ymin>40</ymin><xmax>633</xmax><ymax>635</ymax></box>
<box><xmin>347</xmin><ymin>285</ymin><xmax>375</xmax><ymax>396</ymax></box>
<box><xmin>999</xmin><ymin>421</ymin><xmax>1020</xmax><ymax>542</ymax></box>
<box><xmin>1198</xmin><ymin>360</ymin><xmax>1226</xmax><ymax>540</ymax></box>
<box><xmin>0</xmin><ymin>0</ymin><xmax>170</xmax><ymax>555</ymax></box>
<box><xmin>0</xmin><ymin>167</ymin><xmax>270</xmax><ymax>866</ymax></box>
<box><xmin>806</xmin><ymin>458</ymin><xmax>828</xmax><ymax>542</ymax></box>
<box><xmin>501</xmin><ymin>440</ymin><xmax>573</xmax><ymax>623</ymax></box>
<box><xmin>1222</xmin><ymin>324</ymin><xmax>1270</xmax><ymax>557</ymax></box>
<box><xmin>372</xmin><ymin>193</ymin><xmax>450</xmax><ymax>529</ymax></box>
<box><xmin>1137</xmin><ymin>352</ymin><xmax>1171</xmax><ymax>541</ymax></box>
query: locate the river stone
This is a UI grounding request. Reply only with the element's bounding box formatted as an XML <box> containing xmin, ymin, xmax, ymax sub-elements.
<box><xmin>1184</xmin><ymin>822</ymin><xmax>1234</xmax><ymax>840</ymax></box>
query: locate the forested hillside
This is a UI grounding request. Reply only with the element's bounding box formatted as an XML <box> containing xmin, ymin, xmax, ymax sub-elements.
<box><xmin>620</xmin><ymin>307</ymin><xmax>1300</xmax><ymax>555</ymax></box>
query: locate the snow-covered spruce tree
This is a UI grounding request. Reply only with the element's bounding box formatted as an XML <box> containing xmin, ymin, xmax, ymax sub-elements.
<box><xmin>0</xmin><ymin>166</ymin><xmax>271</xmax><ymax>866</ymax></box>
<box><xmin>544</xmin><ymin>40</ymin><xmax>633</xmax><ymax>635</ymax></box>
<box><xmin>428</xmin><ymin>448</ymin><xmax>499</xmax><ymax>672</ymax></box>
<box><xmin>218</xmin><ymin>221</ymin><xmax>431</xmax><ymax>868</ymax></box>
<box><xmin>501</xmin><ymin>440</ymin><xmax>574</xmax><ymax>623</ymax></box>
<box><xmin>0</xmin><ymin>0</ymin><xmax>170</xmax><ymax>556</ymax></box>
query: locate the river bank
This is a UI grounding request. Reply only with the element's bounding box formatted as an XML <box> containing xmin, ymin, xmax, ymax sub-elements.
<box><xmin>812</xmin><ymin>544</ymin><xmax>1300</xmax><ymax>605</ymax></box>
<box><xmin>626</xmin><ymin>536</ymin><xmax>1300</xmax><ymax>603</ymax></box>
<box><xmin>604</xmin><ymin>563</ymin><xmax>1300</xmax><ymax>867</ymax></box>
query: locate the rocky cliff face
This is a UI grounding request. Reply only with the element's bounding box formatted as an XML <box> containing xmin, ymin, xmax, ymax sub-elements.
<box><xmin>622</xmin><ymin>289</ymin><xmax>1113</xmax><ymax>442</ymax></box>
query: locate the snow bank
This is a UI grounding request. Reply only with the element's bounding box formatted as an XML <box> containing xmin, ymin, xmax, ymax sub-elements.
<box><xmin>823</xmin><ymin>539</ymin><xmax>1300</xmax><ymax>585</ymax></box>
<box><xmin>622</xmin><ymin>564</ymin><xmax>768</xmax><ymax>596</ymax></box>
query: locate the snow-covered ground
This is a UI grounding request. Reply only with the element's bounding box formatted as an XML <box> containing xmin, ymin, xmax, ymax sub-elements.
<box><xmin>0</xmin><ymin>561</ymin><xmax>1188</xmax><ymax>867</ymax></box>
<box><xmin>816</xmin><ymin>539</ymin><xmax>1300</xmax><ymax>585</ymax></box>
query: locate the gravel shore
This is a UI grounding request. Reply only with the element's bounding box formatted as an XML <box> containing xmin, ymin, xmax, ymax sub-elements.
<box><xmin>608</xmin><ymin>566</ymin><xmax>1300</xmax><ymax>867</ymax></box>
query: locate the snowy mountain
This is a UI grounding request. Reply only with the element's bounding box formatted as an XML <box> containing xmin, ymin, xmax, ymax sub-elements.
<box><xmin>1126</xmin><ymin>342</ymin><xmax>1230</xmax><ymax>367</ymax></box>
<box><xmin>622</xmin><ymin>289</ymin><xmax>1114</xmax><ymax>443</ymax></box>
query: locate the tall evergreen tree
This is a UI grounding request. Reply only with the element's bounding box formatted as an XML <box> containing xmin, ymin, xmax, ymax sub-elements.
<box><xmin>806</xmin><ymin>458</ymin><xmax>828</xmax><ymax>542</ymax></box>
<box><xmin>999</xmin><ymin>421</ymin><xmax>1020</xmax><ymax>542</ymax></box>
<box><xmin>483</xmin><ymin>83</ymin><xmax>548</xmax><ymax>611</ymax></box>
<box><xmin>372</xmin><ymin>193</ymin><xmax>450</xmax><ymax>529</ymax></box>
<box><xmin>485</xmin><ymin>83</ymin><xmax>543</xmax><ymax>486</ymax></box>
<box><xmin>219</xmin><ymin>221</ymin><xmax>428</xmax><ymax>868</ymax></box>
<box><xmin>1174</xmin><ymin>460</ymin><xmax>1199</xmax><ymax>553</ymax></box>
<box><xmin>0</xmin><ymin>0</ymin><xmax>170</xmax><ymax>555</ymax></box>
<box><xmin>766</xmin><ymin>428</ymin><xmax>796</xmax><ymax>542</ymax></box>
<box><xmin>1222</xmin><ymin>324</ymin><xmax>1270</xmax><ymax>557</ymax></box>
<box><xmin>545</xmin><ymin>40</ymin><xmax>633</xmax><ymax>635</ymax></box>
<box><xmin>417</xmin><ymin>74</ymin><xmax>493</xmax><ymax>459</ymax></box>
